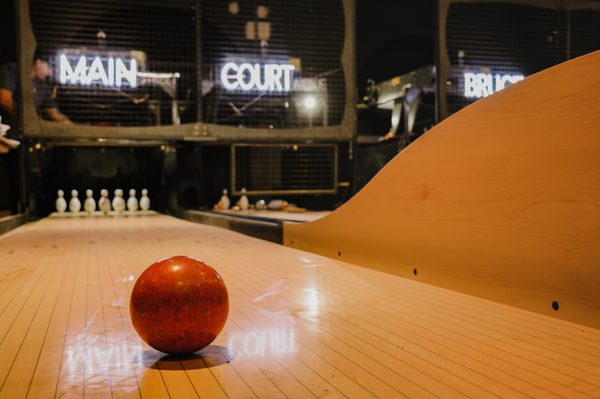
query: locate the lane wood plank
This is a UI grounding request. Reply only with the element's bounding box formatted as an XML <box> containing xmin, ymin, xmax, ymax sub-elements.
<box><xmin>0</xmin><ymin>253</ymin><xmax>61</xmax><ymax>391</ymax></box>
<box><xmin>0</xmin><ymin>246</ymin><xmax>67</xmax><ymax>398</ymax></box>
<box><xmin>0</xmin><ymin>215</ymin><xmax>599</xmax><ymax>398</ymax></box>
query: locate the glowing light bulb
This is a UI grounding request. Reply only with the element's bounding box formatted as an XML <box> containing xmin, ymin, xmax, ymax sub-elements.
<box><xmin>303</xmin><ymin>96</ymin><xmax>317</xmax><ymax>110</ymax></box>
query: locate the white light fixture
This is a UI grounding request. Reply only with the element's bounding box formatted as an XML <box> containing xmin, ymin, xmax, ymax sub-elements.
<box><xmin>303</xmin><ymin>96</ymin><xmax>317</xmax><ymax>110</ymax></box>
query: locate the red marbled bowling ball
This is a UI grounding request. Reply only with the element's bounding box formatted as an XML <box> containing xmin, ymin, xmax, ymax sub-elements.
<box><xmin>130</xmin><ymin>256</ymin><xmax>229</xmax><ymax>354</ymax></box>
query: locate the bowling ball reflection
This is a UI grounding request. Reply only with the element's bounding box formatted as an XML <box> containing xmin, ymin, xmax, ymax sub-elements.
<box><xmin>130</xmin><ymin>256</ymin><xmax>229</xmax><ymax>354</ymax></box>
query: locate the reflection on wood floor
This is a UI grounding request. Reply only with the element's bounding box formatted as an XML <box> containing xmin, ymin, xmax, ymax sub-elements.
<box><xmin>1</xmin><ymin>215</ymin><xmax>599</xmax><ymax>398</ymax></box>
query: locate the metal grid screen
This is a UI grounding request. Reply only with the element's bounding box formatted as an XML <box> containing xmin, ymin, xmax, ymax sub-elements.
<box><xmin>232</xmin><ymin>144</ymin><xmax>337</xmax><ymax>195</ymax></box>
<box><xmin>28</xmin><ymin>0</ymin><xmax>198</xmax><ymax>126</ymax></box>
<box><xmin>201</xmin><ymin>0</ymin><xmax>346</xmax><ymax>129</ymax></box>
<box><xmin>443</xmin><ymin>1</ymin><xmax>600</xmax><ymax>115</ymax></box>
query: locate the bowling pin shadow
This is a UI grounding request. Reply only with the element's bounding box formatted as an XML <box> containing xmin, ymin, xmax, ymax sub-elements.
<box><xmin>148</xmin><ymin>345</ymin><xmax>236</xmax><ymax>370</ymax></box>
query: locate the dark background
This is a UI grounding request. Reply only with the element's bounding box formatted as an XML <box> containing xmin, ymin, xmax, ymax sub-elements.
<box><xmin>356</xmin><ymin>0</ymin><xmax>435</xmax><ymax>89</ymax></box>
<box><xmin>0</xmin><ymin>0</ymin><xmax>436</xmax><ymax>215</ymax></box>
<box><xmin>5</xmin><ymin>1</ymin><xmax>597</xmax><ymax>215</ymax></box>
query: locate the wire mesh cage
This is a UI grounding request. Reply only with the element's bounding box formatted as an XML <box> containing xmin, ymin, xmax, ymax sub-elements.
<box><xmin>201</xmin><ymin>0</ymin><xmax>346</xmax><ymax>129</ymax></box>
<box><xmin>19</xmin><ymin>0</ymin><xmax>353</xmax><ymax>139</ymax></box>
<box><xmin>440</xmin><ymin>0</ymin><xmax>600</xmax><ymax>117</ymax></box>
<box><xmin>28</xmin><ymin>0</ymin><xmax>198</xmax><ymax>126</ymax></box>
<box><xmin>232</xmin><ymin>143</ymin><xmax>337</xmax><ymax>195</ymax></box>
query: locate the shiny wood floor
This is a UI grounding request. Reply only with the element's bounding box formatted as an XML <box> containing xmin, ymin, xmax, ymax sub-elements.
<box><xmin>1</xmin><ymin>215</ymin><xmax>599</xmax><ymax>398</ymax></box>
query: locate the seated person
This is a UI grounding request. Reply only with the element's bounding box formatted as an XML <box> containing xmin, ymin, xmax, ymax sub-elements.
<box><xmin>31</xmin><ymin>57</ymin><xmax>71</xmax><ymax>122</ymax></box>
<box><xmin>0</xmin><ymin>57</ymin><xmax>71</xmax><ymax>123</ymax></box>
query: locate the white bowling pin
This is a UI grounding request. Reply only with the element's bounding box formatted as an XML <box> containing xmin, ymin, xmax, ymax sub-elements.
<box><xmin>238</xmin><ymin>188</ymin><xmax>249</xmax><ymax>211</ymax></box>
<box><xmin>255</xmin><ymin>199</ymin><xmax>267</xmax><ymax>210</ymax></box>
<box><xmin>127</xmin><ymin>189</ymin><xmax>139</xmax><ymax>212</ymax></box>
<box><xmin>84</xmin><ymin>189</ymin><xmax>96</xmax><ymax>214</ymax></box>
<box><xmin>112</xmin><ymin>189</ymin><xmax>126</xmax><ymax>213</ymax></box>
<box><xmin>98</xmin><ymin>189</ymin><xmax>111</xmax><ymax>214</ymax></box>
<box><xmin>55</xmin><ymin>189</ymin><xmax>67</xmax><ymax>213</ymax></box>
<box><xmin>69</xmin><ymin>190</ymin><xmax>81</xmax><ymax>213</ymax></box>
<box><xmin>218</xmin><ymin>189</ymin><xmax>230</xmax><ymax>210</ymax></box>
<box><xmin>140</xmin><ymin>188</ymin><xmax>150</xmax><ymax>211</ymax></box>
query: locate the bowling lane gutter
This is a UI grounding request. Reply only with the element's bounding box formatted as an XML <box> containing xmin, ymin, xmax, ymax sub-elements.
<box><xmin>182</xmin><ymin>210</ymin><xmax>283</xmax><ymax>244</ymax></box>
<box><xmin>0</xmin><ymin>214</ymin><xmax>28</xmax><ymax>237</ymax></box>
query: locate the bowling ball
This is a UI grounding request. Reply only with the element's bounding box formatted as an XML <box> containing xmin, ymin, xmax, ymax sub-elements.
<box><xmin>130</xmin><ymin>256</ymin><xmax>229</xmax><ymax>354</ymax></box>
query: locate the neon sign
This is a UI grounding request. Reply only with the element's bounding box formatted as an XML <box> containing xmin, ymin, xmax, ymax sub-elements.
<box><xmin>220</xmin><ymin>62</ymin><xmax>295</xmax><ymax>92</ymax></box>
<box><xmin>59</xmin><ymin>54</ymin><xmax>138</xmax><ymax>88</ymax></box>
<box><xmin>463</xmin><ymin>72</ymin><xmax>524</xmax><ymax>99</ymax></box>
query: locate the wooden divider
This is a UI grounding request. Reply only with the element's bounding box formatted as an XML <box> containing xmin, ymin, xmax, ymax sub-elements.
<box><xmin>285</xmin><ymin>50</ymin><xmax>600</xmax><ymax>329</ymax></box>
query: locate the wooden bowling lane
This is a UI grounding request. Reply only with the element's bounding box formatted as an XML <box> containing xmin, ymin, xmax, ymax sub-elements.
<box><xmin>1</xmin><ymin>216</ymin><xmax>600</xmax><ymax>398</ymax></box>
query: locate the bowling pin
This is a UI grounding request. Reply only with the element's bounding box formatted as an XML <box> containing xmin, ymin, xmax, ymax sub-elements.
<box><xmin>84</xmin><ymin>189</ymin><xmax>96</xmax><ymax>214</ymax></box>
<box><xmin>55</xmin><ymin>189</ymin><xmax>67</xmax><ymax>213</ymax></box>
<box><xmin>255</xmin><ymin>199</ymin><xmax>267</xmax><ymax>210</ymax></box>
<box><xmin>268</xmin><ymin>199</ymin><xmax>288</xmax><ymax>210</ymax></box>
<box><xmin>217</xmin><ymin>189</ymin><xmax>230</xmax><ymax>210</ymax></box>
<box><xmin>112</xmin><ymin>189</ymin><xmax>126</xmax><ymax>213</ymax></box>
<box><xmin>140</xmin><ymin>188</ymin><xmax>150</xmax><ymax>211</ymax></box>
<box><xmin>127</xmin><ymin>189</ymin><xmax>139</xmax><ymax>212</ymax></box>
<box><xmin>69</xmin><ymin>190</ymin><xmax>81</xmax><ymax>213</ymax></box>
<box><xmin>238</xmin><ymin>187</ymin><xmax>249</xmax><ymax>211</ymax></box>
<box><xmin>98</xmin><ymin>189</ymin><xmax>111</xmax><ymax>214</ymax></box>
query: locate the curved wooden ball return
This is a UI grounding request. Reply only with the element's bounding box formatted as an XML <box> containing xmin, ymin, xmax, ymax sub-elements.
<box><xmin>285</xmin><ymin>51</ymin><xmax>600</xmax><ymax>329</ymax></box>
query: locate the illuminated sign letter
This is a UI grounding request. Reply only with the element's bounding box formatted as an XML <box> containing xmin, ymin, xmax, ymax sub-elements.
<box><xmin>60</xmin><ymin>54</ymin><xmax>87</xmax><ymax>85</ymax></box>
<box><xmin>478</xmin><ymin>73</ymin><xmax>493</xmax><ymax>98</ymax></box>
<box><xmin>237</xmin><ymin>63</ymin><xmax>255</xmax><ymax>91</ymax></box>
<box><xmin>280</xmin><ymin>64</ymin><xmax>295</xmax><ymax>92</ymax></box>
<box><xmin>463</xmin><ymin>72</ymin><xmax>478</xmax><ymax>98</ymax></box>
<box><xmin>495</xmin><ymin>74</ymin><xmax>524</xmax><ymax>92</ymax></box>
<box><xmin>221</xmin><ymin>62</ymin><xmax>239</xmax><ymax>90</ymax></box>
<box><xmin>107</xmin><ymin>58</ymin><xmax>115</xmax><ymax>86</ymax></box>
<box><xmin>116</xmin><ymin>58</ymin><xmax>137</xmax><ymax>88</ymax></box>
<box><xmin>270</xmin><ymin>64</ymin><xmax>283</xmax><ymax>91</ymax></box>
<box><xmin>85</xmin><ymin>56</ymin><xmax>109</xmax><ymax>86</ymax></box>
<box><xmin>254</xmin><ymin>63</ymin><xmax>269</xmax><ymax>91</ymax></box>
